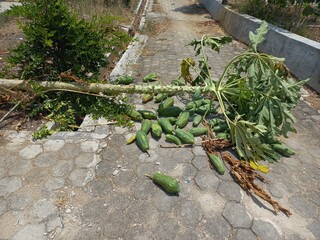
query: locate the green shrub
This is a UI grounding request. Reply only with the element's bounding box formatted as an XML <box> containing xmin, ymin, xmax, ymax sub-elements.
<box><xmin>237</xmin><ymin>0</ymin><xmax>319</xmax><ymax>35</ymax></box>
<box><xmin>6</xmin><ymin>0</ymin><xmax>131</xmax><ymax>81</ymax></box>
<box><xmin>3</xmin><ymin>0</ymin><xmax>134</xmax><ymax>138</ymax></box>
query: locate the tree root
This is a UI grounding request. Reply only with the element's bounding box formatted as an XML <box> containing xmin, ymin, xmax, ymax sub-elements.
<box><xmin>222</xmin><ymin>152</ymin><xmax>292</xmax><ymax>216</ymax></box>
<box><xmin>201</xmin><ymin>135</ymin><xmax>292</xmax><ymax>216</ymax></box>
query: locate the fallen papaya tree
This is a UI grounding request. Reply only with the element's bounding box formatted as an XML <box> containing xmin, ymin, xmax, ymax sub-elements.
<box><xmin>0</xmin><ymin>22</ymin><xmax>307</xmax><ymax>163</ymax></box>
<box><xmin>0</xmin><ymin>21</ymin><xmax>306</xmax><ymax>215</ymax></box>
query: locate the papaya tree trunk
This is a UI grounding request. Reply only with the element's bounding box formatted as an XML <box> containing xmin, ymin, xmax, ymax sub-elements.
<box><xmin>0</xmin><ymin>79</ymin><xmax>203</xmax><ymax>96</ymax></box>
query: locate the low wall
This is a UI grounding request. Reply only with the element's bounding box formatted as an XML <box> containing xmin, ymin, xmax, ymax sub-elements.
<box><xmin>200</xmin><ymin>0</ymin><xmax>320</xmax><ymax>93</ymax></box>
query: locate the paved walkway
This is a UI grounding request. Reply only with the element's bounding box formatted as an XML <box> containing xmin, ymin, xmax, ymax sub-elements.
<box><xmin>0</xmin><ymin>0</ymin><xmax>319</xmax><ymax>239</ymax></box>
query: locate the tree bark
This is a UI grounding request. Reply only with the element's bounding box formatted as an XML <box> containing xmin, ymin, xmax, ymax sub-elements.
<box><xmin>0</xmin><ymin>79</ymin><xmax>203</xmax><ymax>96</ymax></box>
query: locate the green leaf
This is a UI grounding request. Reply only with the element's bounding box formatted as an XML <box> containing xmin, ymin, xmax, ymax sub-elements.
<box><xmin>302</xmin><ymin>5</ymin><xmax>314</xmax><ymax>16</ymax></box>
<box><xmin>249</xmin><ymin>21</ymin><xmax>269</xmax><ymax>52</ymax></box>
<box><xmin>143</xmin><ymin>73</ymin><xmax>158</xmax><ymax>82</ymax></box>
<box><xmin>44</xmin><ymin>38</ymin><xmax>53</xmax><ymax>47</ymax></box>
<box><xmin>190</xmin><ymin>35</ymin><xmax>232</xmax><ymax>56</ymax></box>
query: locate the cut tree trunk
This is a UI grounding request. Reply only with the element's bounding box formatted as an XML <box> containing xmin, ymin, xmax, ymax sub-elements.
<box><xmin>0</xmin><ymin>79</ymin><xmax>203</xmax><ymax>96</ymax></box>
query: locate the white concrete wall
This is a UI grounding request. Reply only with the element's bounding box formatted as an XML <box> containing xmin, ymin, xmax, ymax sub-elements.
<box><xmin>200</xmin><ymin>0</ymin><xmax>320</xmax><ymax>92</ymax></box>
<box><xmin>0</xmin><ymin>2</ymin><xmax>21</xmax><ymax>13</ymax></box>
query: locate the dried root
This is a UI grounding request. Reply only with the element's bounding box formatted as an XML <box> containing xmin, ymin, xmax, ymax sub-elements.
<box><xmin>222</xmin><ymin>152</ymin><xmax>292</xmax><ymax>216</ymax></box>
<box><xmin>201</xmin><ymin>122</ymin><xmax>231</xmax><ymax>150</ymax></box>
<box><xmin>202</xmin><ymin>135</ymin><xmax>291</xmax><ymax>216</ymax></box>
<box><xmin>202</xmin><ymin>137</ymin><xmax>231</xmax><ymax>150</ymax></box>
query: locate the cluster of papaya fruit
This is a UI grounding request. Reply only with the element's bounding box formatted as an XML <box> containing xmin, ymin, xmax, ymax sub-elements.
<box><xmin>124</xmin><ymin>82</ymin><xmax>234</xmax><ymax>179</ymax></box>
<box><xmin>126</xmin><ymin>90</ymin><xmax>229</xmax><ymax>152</ymax></box>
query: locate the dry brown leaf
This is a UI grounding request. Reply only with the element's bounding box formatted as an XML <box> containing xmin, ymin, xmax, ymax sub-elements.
<box><xmin>222</xmin><ymin>152</ymin><xmax>292</xmax><ymax>216</ymax></box>
<box><xmin>201</xmin><ymin>135</ymin><xmax>291</xmax><ymax>216</ymax></box>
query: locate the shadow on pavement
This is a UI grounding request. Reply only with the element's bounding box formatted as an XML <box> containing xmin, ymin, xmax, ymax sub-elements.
<box><xmin>173</xmin><ymin>3</ymin><xmax>207</xmax><ymax>15</ymax></box>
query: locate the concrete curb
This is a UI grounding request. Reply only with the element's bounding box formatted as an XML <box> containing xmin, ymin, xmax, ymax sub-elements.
<box><xmin>108</xmin><ymin>0</ymin><xmax>150</xmax><ymax>82</ymax></box>
<box><xmin>0</xmin><ymin>2</ymin><xmax>21</xmax><ymax>13</ymax></box>
<box><xmin>200</xmin><ymin>0</ymin><xmax>320</xmax><ymax>93</ymax></box>
<box><xmin>101</xmin><ymin>0</ymin><xmax>148</xmax><ymax>80</ymax></box>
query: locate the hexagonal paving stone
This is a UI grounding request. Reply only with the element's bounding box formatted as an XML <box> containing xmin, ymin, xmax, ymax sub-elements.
<box><xmin>0</xmin><ymin>198</ymin><xmax>7</xmax><ymax>216</ymax></box>
<box><xmin>80</xmin><ymin>140</ymin><xmax>100</xmax><ymax>152</ymax></box>
<box><xmin>138</xmin><ymin>150</ymin><xmax>159</xmax><ymax>163</ymax></box>
<box><xmin>251</xmin><ymin>218</ymin><xmax>281</xmax><ymax>240</ymax></box>
<box><xmin>0</xmin><ymin>168</ymin><xmax>5</xmax><ymax>179</ymax></box>
<box><xmin>34</xmin><ymin>152</ymin><xmax>58</xmax><ymax>168</ymax></box>
<box><xmin>192</xmin><ymin>145</ymin><xmax>207</xmax><ymax>156</ymax></box>
<box><xmin>175</xmin><ymin>227</ymin><xmax>204</xmax><ymax>240</ymax></box>
<box><xmin>100</xmin><ymin>146</ymin><xmax>123</xmax><ymax>162</ymax></box>
<box><xmin>0</xmin><ymin>176</ymin><xmax>22</xmax><ymax>197</ymax></box>
<box><xmin>178</xmin><ymin>200</ymin><xmax>203</xmax><ymax>227</ymax></box>
<box><xmin>157</xmin><ymin>148</ymin><xmax>195</xmax><ymax>163</ymax></box>
<box><xmin>9</xmin><ymin>191</ymin><xmax>33</xmax><ymax>210</ymax></box>
<box><xmin>195</xmin><ymin>169</ymin><xmax>220</xmax><ymax>189</ymax></box>
<box><xmin>44</xmin><ymin>178</ymin><xmax>65</xmax><ymax>191</ymax></box>
<box><xmin>100</xmin><ymin>209</ymin><xmax>129</xmax><ymax>239</ymax></box>
<box><xmin>19</xmin><ymin>145</ymin><xmax>43</xmax><ymax>159</ymax></box>
<box><xmin>217</xmin><ymin>181</ymin><xmax>243</xmax><ymax>202</ymax></box>
<box><xmin>222</xmin><ymin>201</ymin><xmax>252</xmax><ymax>228</ymax></box>
<box><xmin>288</xmin><ymin>195</ymin><xmax>318</xmax><ymax>218</ymax></box>
<box><xmin>192</xmin><ymin>155</ymin><xmax>209</xmax><ymax>170</ymax></box>
<box><xmin>52</xmin><ymin>160</ymin><xmax>74</xmax><ymax>177</ymax></box>
<box><xmin>307</xmin><ymin>219</ymin><xmax>320</xmax><ymax>239</ymax></box>
<box><xmin>151</xmin><ymin>188</ymin><xmax>180</xmax><ymax>212</ymax></box>
<box><xmin>127</xmin><ymin>200</ymin><xmax>160</xmax><ymax>228</ymax></box>
<box><xmin>81</xmin><ymin>199</ymin><xmax>109</xmax><ymax>224</ymax></box>
<box><xmin>112</xmin><ymin>170</ymin><xmax>138</xmax><ymax>189</ymax></box>
<box><xmin>12</xmin><ymin>223</ymin><xmax>46</xmax><ymax>240</ymax></box>
<box><xmin>57</xmin><ymin>142</ymin><xmax>82</xmax><ymax>159</ymax></box>
<box><xmin>30</xmin><ymin>199</ymin><xmax>57</xmax><ymax>221</ymax></box>
<box><xmin>8</xmin><ymin>160</ymin><xmax>32</xmax><ymax>176</ymax></box>
<box><xmin>43</xmin><ymin>139</ymin><xmax>65</xmax><ymax>152</ymax></box>
<box><xmin>196</xmin><ymin>191</ymin><xmax>227</xmax><ymax>215</ymax></box>
<box><xmin>85</xmin><ymin>178</ymin><xmax>113</xmax><ymax>198</ymax></box>
<box><xmin>152</xmin><ymin>217</ymin><xmax>180</xmax><ymax>239</ymax></box>
<box><xmin>123</xmin><ymin>224</ymin><xmax>155</xmax><ymax>240</ymax></box>
<box><xmin>74</xmin><ymin>152</ymin><xmax>96</xmax><ymax>168</ymax></box>
<box><xmin>205</xmin><ymin>215</ymin><xmax>232</xmax><ymax>239</ymax></box>
<box><xmin>68</xmin><ymin>169</ymin><xmax>94</xmax><ymax>187</ymax></box>
<box><xmin>234</xmin><ymin>229</ymin><xmax>257</xmax><ymax>240</ymax></box>
<box><xmin>131</xmin><ymin>178</ymin><xmax>158</xmax><ymax>200</ymax></box>
<box><xmin>105</xmin><ymin>134</ymin><xmax>125</xmax><ymax>148</ymax></box>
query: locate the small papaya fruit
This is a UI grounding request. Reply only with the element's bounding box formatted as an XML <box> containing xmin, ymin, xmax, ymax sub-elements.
<box><xmin>145</xmin><ymin>172</ymin><xmax>180</xmax><ymax>194</ymax></box>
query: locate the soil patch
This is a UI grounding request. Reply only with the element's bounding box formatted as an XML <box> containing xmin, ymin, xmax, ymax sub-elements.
<box><xmin>195</xmin><ymin>20</ymin><xmax>226</xmax><ymax>35</ymax></box>
<box><xmin>305</xmin><ymin>86</ymin><xmax>320</xmax><ymax>110</ymax></box>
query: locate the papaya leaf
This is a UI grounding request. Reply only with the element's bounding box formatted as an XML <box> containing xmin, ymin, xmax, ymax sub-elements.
<box><xmin>229</xmin><ymin>118</ymin><xmax>269</xmax><ymax>161</ymax></box>
<box><xmin>250</xmin><ymin>161</ymin><xmax>270</xmax><ymax>173</ymax></box>
<box><xmin>249</xmin><ymin>21</ymin><xmax>269</xmax><ymax>52</ymax></box>
<box><xmin>190</xmin><ymin>35</ymin><xmax>232</xmax><ymax>56</ymax></box>
<box><xmin>302</xmin><ymin>4</ymin><xmax>315</xmax><ymax>16</ymax></box>
<box><xmin>180</xmin><ymin>58</ymin><xmax>195</xmax><ymax>83</ymax></box>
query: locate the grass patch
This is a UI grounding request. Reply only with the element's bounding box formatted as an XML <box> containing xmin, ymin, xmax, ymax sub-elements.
<box><xmin>67</xmin><ymin>0</ymin><xmax>140</xmax><ymax>25</ymax></box>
